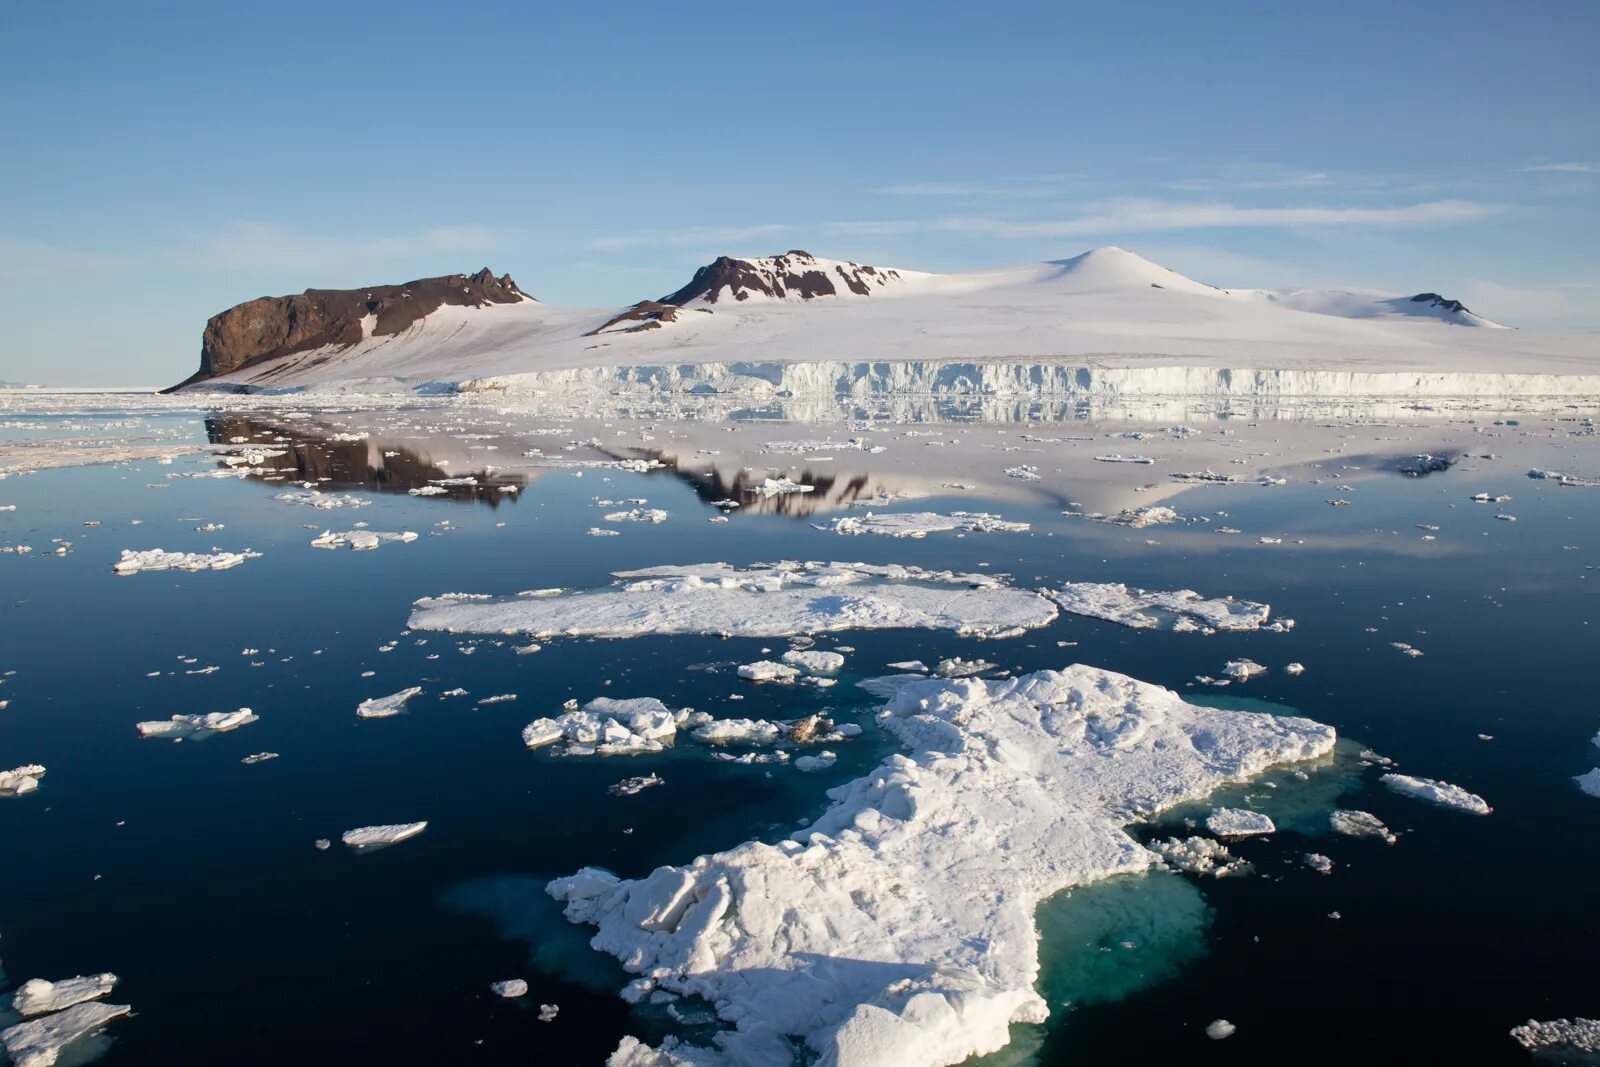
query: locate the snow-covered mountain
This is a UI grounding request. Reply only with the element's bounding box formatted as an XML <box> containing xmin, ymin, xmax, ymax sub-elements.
<box><xmin>171</xmin><ymin>247</ymin><xmax>1595</xmax><ymax>397</ymax></box>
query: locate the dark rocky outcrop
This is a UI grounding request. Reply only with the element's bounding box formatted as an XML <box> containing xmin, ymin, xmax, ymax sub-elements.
<box><xmin>167</xmin><ymin>269</ymin><xmax>529</xmax><ymax>391</ymax></box>
<box><xmin>1408</xmin><ymin>293</ymin><xmax>1472</xmax><ymax>315</ymax></box>
<box><xmin>584</xmin><ymin>300</ymin><xmax>689</xmax><ymax>336</ymax></box>
<box><xmin>661</xmin><ymin>251</ymin><xmax>902</xmax><ymax>306</ymax></box>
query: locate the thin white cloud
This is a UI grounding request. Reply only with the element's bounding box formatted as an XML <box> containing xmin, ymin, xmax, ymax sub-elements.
<box><xmin>199</xmin><ymin>222</ymin><xmax>502</xmax><ymax>272</ymax></box>
<box><xmin>1460</xmin><ymin>277</ymin><xmax>1600</xmax><ymax>329</ymax></box>
<box><xmin>914</xmin><ymin>198</ymin><xmax>1500</xmax><ymax>238</ymax></box>
<box><xmin>592</xmin><ymin>224</ymin><xmax>791</xmax><ymax>251</ymax></box>
<box><xmin>874</xmin><ymin>176</ymin><xmax>1086</xmax><ymax>198</ymax></box>
<box><xmin>1516</xmin><ymin>162</ymin><xmax>1595</xmax><ymax>174</ymax></box>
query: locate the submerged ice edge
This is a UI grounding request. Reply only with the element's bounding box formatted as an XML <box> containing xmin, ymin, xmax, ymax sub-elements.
<box><xmin>547</xmin><ymin>664</ymin><xmax>1336</xmax><ymax>1067</ymax></box>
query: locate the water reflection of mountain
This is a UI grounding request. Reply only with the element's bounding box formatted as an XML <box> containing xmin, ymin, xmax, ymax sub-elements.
<box><xmin>610</xmin><ymin>445</ymin><xmax>907</xmax><ymax>518</ymax></box>
<box><xmin>205</xmin><ymin>416</ymin><xmax>526</xmax><ymax>507</ymax></box>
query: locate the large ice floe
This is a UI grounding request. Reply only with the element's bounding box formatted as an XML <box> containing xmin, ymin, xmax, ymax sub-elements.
<box><xmin>309</xmin><ymin>529</ymin><xmax>418</xmax><ymax>551</ymax></box>
<box><xmin>1380</xmin><ymin>773</ymin><xmax>1493</xmax><ymax>815</ymax></box>
<box><xmin>10</xmin><ymin>974</ymin><xmax>118</xmax><ymax>1017</ymax></box>
<box><xmin>112</xmin><ymin>547</ymin><xmax>261</xmax><ymax>574</ymax></box>
<box><xmin>408</xmin><ymin>562</ymin><xmax>1058</xmax><ymax>641</ymax></box>
<box><xmin>0</xmin><ymin>764</ymin><xmax>46</xmax><ymax>797</ymax></box>
<box><xmin>1046</xmin><ymin>582</ymin><xmax>1287</xmax><ymax>633</ymax></box>
<box><xmin>816</xmin><ymin>512</ymin><xmax>1030</xmax><ymax>539</ymax></box>
<box><xmin>135</xmin><ymin>708</ymin><xmax>258</xmax><ymax>739</ymax></box>
<box><xmin>0</xmin><ymin>1000</ymin><xmax>132</xmax><ymax>1067</ymax></box>
<box><xmin>547</xmin><ymin>664</ymin><xmax>1335</xmax><ymax>1066</ymax></box>
<box><xmin>1509</xmin><ymin>1017</ymin><xmax>1600</xmax><ymax>1059</ymax></box>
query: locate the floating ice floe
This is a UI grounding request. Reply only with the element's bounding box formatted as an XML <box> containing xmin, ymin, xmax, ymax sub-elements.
<box><xmin>1222</xmin><ymin>659</ymin><xmax>1267</xmax><ymax>682</ymax></box>
<box><xmin>408</xmin><ymin>485</ymin><xmax>449</xmax><ymax>496</ymax></box>
<box><xmin>1093</xmin><ymin>453</ymin><xmax>1153</xmax><ymax>464</ymax></box>
<box><xmin>1527</xmin><ymin>468</ymin><xmax>1600</xmax><ymax>487</ymax></box>
<box><xmin>934</xmin><ymin>657</ymin><xmax>995</xmax><ymax>678</ymax></box>
<box><xmin>781</xmin><ymin>649</ymin><xmax>845</xmax><ymax>673</ymax></box>
<box><xmin>547</xmin><ymin>664</ymin><xmax>1334</xmax><ymax>1066</ymax></box>
<box><xmin>1576</xmin><ymin>768</ymin><xmax>1600</xmax><ymax>798</ymax></box>
<box><xmin>1004</xmin><ymin>465</ymin><xmax>1040</xmax><ymax>481</ymax></box>
<box><xmin>523</xmin><ymin>697</ymin><xmax>695</xmax><ymax>756</ymax></box>
<box><xmin>409</xmin><ymin>561</ymin><xmax>1058</xmax><ymax>641</ymax></box>
<box><xmin>113</xmin><ymin>548</ymin><xmax>261</xmax><ymax>574</ymax></box>
<box><xmin>1509</xmin><ymin>1017</ymin><xmax>1600</xmax><ymax>1057</ymax></box>
<box><xmin>310</xmin><ymin>529</ymin><xmax>418</xmax><ymax>551</ymax></box>
<box><xmin>1303</xmin><ymin>853</ymin><xmax>1334</xmax><ymax>874</ymax></box>
<box><xmin>241</xmin><ymin>752</ymin><xmax>278</xmax><ymax>764</ymax></box>
<box><xmin>341</xmin><ymin>822</ymin><xmax>428</xmax><ymax>848</ymax></box>
<box><xmin>1047</xmin><ymin>582</ymin><xmax>1285</xmax><ymax>634</ymax></box>
<box><xmin>1206</xmin><ymin>807</ymin><xmax>1275</xmax><ymax>836</ymax></box>
<box><xmin>538</xmin><ymin>1003</ymin><xmax>559</xmax><ymax>1022</ymax></box>
<box><xmin>737</xmin><ymin>661</ymin><xmax>800</xmax><ymax>683</ymax></box>
<box><xmin>356</xmin><ymin>687</ymin><xmax>423</xmax><ymax>719</ymax></box>
<box><xmin>274</xmin><ymin>490</ymin><xmax>370</xmax><ymax>509</ymax></box>
<box><xmin>1329</xmin><ymin>809</ymin><xmax>1398</xmax><ymax>843</ymax></box>
<box><xmin>748</xmin><ymin>477</ymin><xmax>814</xmax><ymax>497</ymax></box>
<box><xmin>604</xmin><ymin>508</ymin><xmax>668</xmax><ymax>524</ymax></box>
<box><xmin>609</xmin><ymin>774</ymin><xmax>665</xmax><ymax>797</ymax></box>
<box><xmin>0</xmin><ymin>764</ymin><xmax>46</xmax><ymax>797</ymax></box>
<box><xmin>1285</xmin><ymin>662</ymin><xmax>1306</xmax><ymax>675</ymax></box>
<box><xmin>491</xmin><ymin>979</ymin><xmax>528</xmax><ymax>998</ymax></box>
<box><xmin>818</xmin><ymin>512</ymin><xmax>1029</xmax><ymax>539</ymax></box>
<box><xmin>136</xmin><ymin>708</ymin><xmax>258</xmax><ymax>739</ymax></box>
<box><xmin>1148</xmin><ymin>836</ymin><xmax>1247</xmax><ymax>877</ymax></box>
<box><xmin>1206</xmin><ymin>1019</ymin><xmax>1237</xmax><ymax>1041</ymax></box>
<box><xmin>1</xmin><ymin>1001</ymin><xmax>132</xmax><ymax>1067</ymax></box>
<box><xmin>1098</xmin><ymin>506</ymin><xmax>1180</xmax><ymax>528</ymax></box>
<box><xmin>10</xmin><ymin>974</ymin><xmax>117</xmax><ymax>1017</ymax></box>
<box><xmin>1380</xmin><ymin>773</ymin><xmax>1492</xmax><ymax>815</ymax></box>
<box><xmin>794</xmin><ymin>751</ymin><xmax>838</xmax><ymax>773</ymax></box>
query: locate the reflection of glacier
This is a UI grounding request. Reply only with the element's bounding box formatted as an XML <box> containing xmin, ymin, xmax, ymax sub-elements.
<box><xmin>461</xmin><ymin>360</ymin><xmax>1600</xmax><ymax>423</ymax></box>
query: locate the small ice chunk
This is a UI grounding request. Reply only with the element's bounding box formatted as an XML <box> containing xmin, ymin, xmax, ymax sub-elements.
<box><xmin>11</xmin><ymin>974</ymin><xmax>118</xmax><ymax>1017</ymax></box>
<box><xmin>1221</xmin><ymin>659</ymin><xmax>1266</xmax><ymax>681</ymax></box>
<box><xmin>781</xmin><ymin>649</ymin><xmax>846</xmax><ymax>673</ymax></box>
<box><xmin>1329</xmin><ymin>809</ymin><xmax>1398</xmax><ymax>843</ymax></box>
<box><xmin>1284</xmin><ymin>662</ymin><xmax>1306</xmax><ymax>675</ymax></box>
<box><xmin>737</xmin><ymin>661</ymin><xmax>800</xmax><ymax>683</ymax></box>
<box><xmin>794</xmin><ymin>751</ymin><xmax>838</xmax><ymax>773</ymax></box>
<box><xmin>609</xmin><ymin>773</ymin><xmax>665</xmax><ymax>797</ymax></box>
<box><xmin>691</xmin><ymin>719</ymin><xmax>783</xmax><ymax>745</ymax></box>
<box><xmin>1206</xmin><ymin>808</ymin><xmax>1275</xmax><ymax>836</ymax></box>
<box><xmin>1380</xmin><ymin>773</ymin><xmax>1492</xmax><ymax>815</ymax></box>
<box><xmin>1302</xmin><ymin>853</ymin><xmax>1334</xmax><ymax>874</ymax></box>
<box><xmin>491</xmin><ymin>979</ymin><xmax>529</xmax><ymax>998</ymax></box>
<box><xmin>341</xmin><ymin>821</ymin><xmax>428</xmax><ymax>848</ymax></box>
<box><xmin>1148</xmin><ymin>836</ymin><xmax>1248</xmax><ymax>877</ymax></box>
<box><xmin>357</xmin><ymin>687</ymin><xmax>423</xmax><ymax>719</ymax></box>
<box><xmin>1576</xmin><ymin>768</ymin><xmax>1600</xmax><ymax>798</ymax></box>
<box><xmin>1206</xmin><ymin>1019</ymin><xmax>1237</xmax><ymax>1041</ymax></box>
<box><xmin>537</xmin><ymin>1003</ymin><xmax>559</xmax><ymax>1022</ymax></box>
<box><xmin>935</xmin><ymin>657</ymin><xmax>995</xmax><ymax>678</ymax></box>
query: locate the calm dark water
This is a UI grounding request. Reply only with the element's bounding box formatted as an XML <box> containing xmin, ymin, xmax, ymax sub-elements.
<box><xmin>1</xmin><ymin>409</ymin><xmax>1596</xmax><ymax>1065</ymax></box>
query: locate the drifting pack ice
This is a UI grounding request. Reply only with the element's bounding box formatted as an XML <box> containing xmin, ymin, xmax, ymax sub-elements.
<box><xmin>549</xmin><ymin>665</ymin><xmax>1335</xmax><ymax>1066</ymax></box>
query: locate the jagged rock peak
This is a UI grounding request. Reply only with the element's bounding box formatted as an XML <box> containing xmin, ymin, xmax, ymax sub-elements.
<box><xmin>661</xmin><ymin>250</ymin><xmax>905</xmax><ymax>306</ymax></box>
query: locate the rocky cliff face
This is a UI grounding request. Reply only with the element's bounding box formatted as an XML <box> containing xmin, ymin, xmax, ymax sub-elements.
<box><xmin>168</xmin><ymin>269</ymin><xmax>528</xmax><ymax>390</ymax></box>
<box><xmin>660</xmin><ymin>251</ymin><xmax>903</xmax><ymax>306</ymax></box>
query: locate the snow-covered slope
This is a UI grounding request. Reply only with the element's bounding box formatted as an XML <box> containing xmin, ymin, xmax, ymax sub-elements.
<box><xmin>179</xmin><ymin>247</ymin><xmax>1599</xmax><ymax>399</ymax></box>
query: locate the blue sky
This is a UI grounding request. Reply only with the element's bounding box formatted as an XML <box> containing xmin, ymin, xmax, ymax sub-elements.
<box><xmin>1</xmin><ymin>1</ymin><xmax>1596</xmax><ymax>384</ymax></box>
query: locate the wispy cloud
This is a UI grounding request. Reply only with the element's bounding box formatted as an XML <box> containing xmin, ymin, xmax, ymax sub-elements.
<box><xmin>829</xmin><ymin>198</ymin><xmax>1500</xmax><ymax>240</ymax></box>
<box><xmin>1460</xmin><ymin>277</ymin><xmax>1600</xmax><ymax>330</ymax></box>
<box><xmin>592</xmin><ymin>224</ymin><xmax>791</xmax><ymax>251</ymax></box>
<box><xmin>1516</xmin><ymin>162</ymin><xmax>1595</xmax><ymax>174</ymax></box>
<box><xmin>198</xmin><ymin>222</ymin><xmax>502</xmax><ymax>272</ymax></box>
<box><xmin>873</xmin><ymin>175</ymin><xmax>1086</xmax><ymax>198</ymax></box>
<box><xmin>1165</xmin><ymin>164</ymin><xmax>1400</xmax><ymax>192</ymax></box>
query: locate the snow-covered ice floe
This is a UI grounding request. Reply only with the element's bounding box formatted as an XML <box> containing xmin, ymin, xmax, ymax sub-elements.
<box><xmin>1577</xmin><ymin>768</ymin><xmax>1600</xmax><ymax>799</ymax></box>
<box><xmin>817</xmin><ymin>512</ymin><xmax>1029</xmax><ymax>539</ymax></box>
<box><xmin>0</xmin><ymin>764</ymin><xmax>46</xmax><ymax>797</ymax></box>
<box><xmin>1509</xmin><ymin>1017</ymin><xmax>1600</xmax><ymax>1058</ymax></box>
<box><xmin>1</xmin><ymin>1001</ymin><xmax>131</xmax><ymax>1067</ymax></box>
<box><xmin>356</xmin><ymin>687</ymin><xmax>423</xmax><ymax>719</ymax></box>
<box><xmin>1205</xmin><ymin>807</ymin><xmax>1275</xmax><ymax>836</ymax></box>
<box><xmin>341</xmin><ymin>822</ymin><xmax>428</xmax><ymax>849</ymax></box>
<box><xmin>408</xmin><ymin>561</ymin><xmax>1058</xmax><ymax>641</ymax></box>
<box><xmin>1329</xmin><ymin>809</ymin><xmax>1397</xmax><ymax>844</ymax></box>
<box><xmin>1046</xmin><ymin>582</ymin><xmax>1287</xmax><ymax>634</ymax></box>
<box><xmin>309</xmin><ymin>529</ymin><xmax>418</xmax><ymax>550</ymax></box>
<box><xmin>522</xmin><ymin>697</ymin><xmax>693</xmax><ymax>756</ymax></box>
<box><xmin>10</xmin><ymin>974</ymin><xmax>118</xmax><ymax>1017</ymax></box>
<box><xmin>113</xmin><ymin>547</ymin><xmax>261</xmax><ymax>574</ymax></box>
<box><xmin>1380</xmin><ymin>773</ymin><xmax>1493</xmax><ymax>815</ymax></box>
<box><xmin>1148</xmin><ymin>836</ymin><xmax>1247</xmax><ymax>878</ymax></box>
<box><xmin>547</xmin><ymin>664</ymin><xmax>1334</xmax><ymax>1066</ymax></box>
<box><xmin>136</xmin><ymin>708</ymin><xmax>258</xmax><ymax>739</ymax></box>
<box><xmin>1527</xmin><ymin>468</ymin><xmax>1600</xmax><ymax>488</ymax></box>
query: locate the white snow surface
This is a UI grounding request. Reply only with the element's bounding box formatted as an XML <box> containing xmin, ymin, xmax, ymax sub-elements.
<box><xmin>547</xmin><ymin>664</ymin><xmax>1335</xmax><ymax>1066</ymax></box>
<box><xmin>310</xmin><ymin>529</ymin><xmax>418</xmax><ymax>550</ymax></box>
<box><xmin>10</xmin><ymin>974</ymin><xmax>118</xmax><ymax>1017</ymax></box>
<box><xmin>187</xmin><ymin>248</ymin><xmax>1600</xmax><ymax>402</ymax></box>
<box><xmin>356</xmin><ymin>687</ymin><xmax>424</xmax><ymax>719</ymax></box>
<box><xmin>136</xmin><ymin>708</ymin><xmax>258</xmax><ymax>738</ymax></box>
<box><xmin>1380</xmin><ymin>773</ymin><xmax>1493</xmax><ymax>815</ymax></box>
<box><xmin>0</xmin><ymin>1001</ymin><xmax>131</xmax><ymax>1067</ymax></box>
<box><xmin>1046</xmin><ymin>582</ymin><xmax>1280</xmax><ymax>633</ymax></box>
<box><xmin>113</xmin><ymin>547</ymin><xmax>261</xmax><ymax>573</ymax></box>
<box><xmin>408</xmin><ymin>561</ymin><xmax>1058</xmax><ymax>641</ymax></box>
<box><xmin>818</xmin><ymin>512</ymin><xmax>1029</xmax><ymax>538</ymax></box>
<box><xmin>341</xmin><ymin>821</ymin><xmax>428</xmax><ymax>848</ymax></box>
<box><xmin>1205</xmin><ymin>807</ymin><xmax>1276</xmax><ymax>836</ymax></box>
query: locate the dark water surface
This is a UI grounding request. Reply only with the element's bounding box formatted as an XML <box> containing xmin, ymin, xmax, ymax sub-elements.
<box><xmin>1</xmin><ymin>409</ymin><xmax>1597</xmax><ymax>1065</ymax></box>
